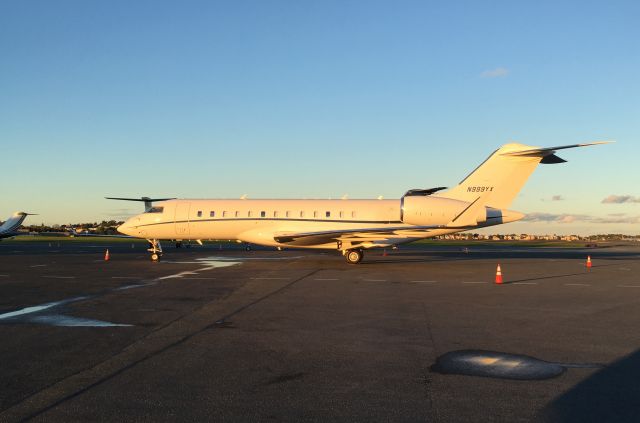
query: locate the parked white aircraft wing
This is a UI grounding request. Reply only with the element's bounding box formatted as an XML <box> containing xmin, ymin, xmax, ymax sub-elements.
<box><xmin>273</xmin><ymin>224</ymin><xmax>445</xmax><ymax>246</ymax></box>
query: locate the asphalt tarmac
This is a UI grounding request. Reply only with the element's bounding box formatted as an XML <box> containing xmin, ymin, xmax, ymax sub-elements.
<box><xmin>1</xmin><ymin>241</ymin><xmax>640</xmax><ymax>422</ymax></box>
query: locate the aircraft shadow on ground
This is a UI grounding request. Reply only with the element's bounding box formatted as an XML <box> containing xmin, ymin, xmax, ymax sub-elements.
<box><xmin>365</xmin><ymin>248</ymin><xmax>638</xmax><ymax>267</ymax></box>
<box><xmin>363</xmin><ymin>249</ymin><xmax>638</xmax><ymax>265</ymax></box>
<box><xmin>540</xmin><ymin>348</ymin><xmax>640</xmax><ymax>422</ymax></box>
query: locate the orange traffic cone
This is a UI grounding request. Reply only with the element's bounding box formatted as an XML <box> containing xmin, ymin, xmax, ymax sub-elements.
<box><xmin>495</xmin><ymin>264</ymin><xmax>503</xmax><ymax>284</ymax></box>
<box><xmin>586</xmin><ymin>255</ymin><xmax>592</xmax><ymax>270</ymax></box>
<box><xmin>104</xmin><ymin>249</ymin><xmax>110</xmax><ymax>261</ymax></box>
<box><xmin>382</xmin><ymin>249</ymin><xmax>388</xmax><ymax>257</ymax></box>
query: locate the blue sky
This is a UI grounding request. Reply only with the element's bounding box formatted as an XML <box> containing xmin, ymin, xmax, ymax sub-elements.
<box><xmin>1</xmin><ymin>0</ymin><xmax>638</xmax><ymax>234</ymax></box>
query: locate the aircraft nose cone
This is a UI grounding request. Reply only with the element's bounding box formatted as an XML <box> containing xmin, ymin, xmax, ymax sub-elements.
<box><xmin>117</xmin><ymin>222</ymin><xmax>133</xmax><ymax>236</ymax></box>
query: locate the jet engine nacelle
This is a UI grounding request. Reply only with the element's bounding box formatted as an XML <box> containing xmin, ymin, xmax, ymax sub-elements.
<box><xmin>401</xmin><ymin>196</ymin><xmax>478</xmax><ymax>226</ymax></box>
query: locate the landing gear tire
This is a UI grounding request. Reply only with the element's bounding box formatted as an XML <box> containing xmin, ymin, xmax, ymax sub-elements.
<box><xmin>147</xmin><ymin>239</ymin><xmax>163</xmax><ymax>262</ymax></box>
<box><xmin>345</xmin><ymin>249</ymin><xmax>364</xmax><ymax>264</ymax></box>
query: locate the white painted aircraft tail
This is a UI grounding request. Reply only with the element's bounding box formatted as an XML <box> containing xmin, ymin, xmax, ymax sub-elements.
<box><xmin>0</xmin><ymin>212</ymin><xmax>34</xmax><ymax>238</ymax></box>
<box><xmin>436</xmin><ymin>142</ymin><xmax>611</xmax><ymax>209</ymax></box>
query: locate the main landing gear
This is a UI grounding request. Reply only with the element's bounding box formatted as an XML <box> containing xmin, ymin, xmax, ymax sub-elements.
<box><xmin>147</xmin><ymin>239</ymin><xmax>163</xmax><ymax>261</ymax></box>
<box><xmin>344</xmin><ymin>249</ymin><xmax>364</xmax><ymax>264</ymax></box>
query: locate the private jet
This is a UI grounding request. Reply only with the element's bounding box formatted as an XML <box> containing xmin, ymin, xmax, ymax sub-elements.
<box><xmin>113</xmin><ymin>142</ymin><xmax>609</xmax><ymax>263</ymax></box>
<box><xmin>0</xmin><ymin>212</ymin><xmax>35</xmax><ymax>239</ymax></box>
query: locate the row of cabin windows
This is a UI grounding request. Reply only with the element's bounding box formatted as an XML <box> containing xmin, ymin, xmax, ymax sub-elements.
<box><xmin>195</xmin><ymin>210</ymin><xmax>357</xmax><ymax>219</ymax></box>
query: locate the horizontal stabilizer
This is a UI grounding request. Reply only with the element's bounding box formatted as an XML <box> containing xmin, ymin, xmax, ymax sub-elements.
<box><xmin>404</xmin><ymin>187</ymin><xmax>448</xmax><ymax>197</ymax></box>
<box><xmin>500</xmin><ymin>141</ymin><xmax>613</xmax><ymax>158</ymax></box>
<box><xmin>106</xmin><ymin>196</ymin><xmax>176</xmax><ymax>212</ymax></box>
<box><xmin>105</xmin><ymin>197</ymin><xmax>176</xmax><ymax>202</ymax></box>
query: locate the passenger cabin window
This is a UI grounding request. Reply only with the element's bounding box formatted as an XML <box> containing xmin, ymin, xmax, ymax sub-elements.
<box><xmin>146</xmin><ymin>206</ymin><xmax>164</xmax><ymax>213</ymax></box>
<box><xmin>274</xmin><ymin>211</ymin><xmax>278</xmax><ymax>218</ymax></box>
<box><xmin>313</xmin><ymin>211</ymin><xmax>318</xmax><ymax>218</ymax></box>
<box><xmin>339</xmin><ymin>211</ymin><xmax>343</xmax><ymax>218</ymax></box>
<box><xmin>210</xmin><ymin>211</ymin><xmax>215</xmax><ymax>217</ymax></box>
<box><xmin>326</xmin><ymin>211</ymin><xmax>331</xmax><ymax>218</ymax></box>
<box><xmin>351</xmin><ymin>211</ymin><xmax>356</xmax><ymax>218</ymax></box>
<box><xmin>261</xmin><ymin>211</ymin><xmax>266</xmax><ymax>218</ymax></box>
<box><xmin>222</xmin><ymin>211</ymin><xmax>227</xmax><ymax>217</ymax></box>
<box><xmin>285</xmin><ymin>211</ymin><xmax>290</xmax><ymax>218</ymax></box>
<box><xmin>235</xmin><ymin>211</ymin><xmax>239</xmax><ymax>217</ymax></box>
<box><xmin>197</xmin><ymin>211</ymin><xmax>202</xmax><ymax>217</ymax></box>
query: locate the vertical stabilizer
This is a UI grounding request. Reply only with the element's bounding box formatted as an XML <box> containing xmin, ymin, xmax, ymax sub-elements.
<box><xmin>435</xmin><ymin>142</ymin><xmax>610</xmax><ymax>209</ymax></box>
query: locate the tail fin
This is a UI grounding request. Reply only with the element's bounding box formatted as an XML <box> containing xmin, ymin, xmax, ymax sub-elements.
<box><xmin>0</xmin><ymin>212</ymin><xmax>36</xmax><ymax>237</ymax></box>
<box><xmin>436</xmin><ymin>142</ymin><xmax>611</xmax><ymax>209</ymax></box>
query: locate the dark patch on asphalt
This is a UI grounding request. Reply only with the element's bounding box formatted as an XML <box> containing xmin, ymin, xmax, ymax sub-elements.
<box><xmin>431</xmin><ymin>350</ymin><xmax>566</xmax><ymax>380</ymax></box>
<box><xmin>264</xmin><ymin>372</ymin><xmax>305</xmax><ymax>386</ymax></box>
<box><xmin>214</xmin><ymin>319</ymin><xmax>235</xmax><ymax>328</ymax></box>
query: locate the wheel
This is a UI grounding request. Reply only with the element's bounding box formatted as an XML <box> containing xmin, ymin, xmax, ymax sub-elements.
<box><xmin>151</xmin><ymin>253</ymin><xmax>160</xmax><ymax>261</ymax></box>
<box><xmin>345</xmin><ymin>249</ymin><xmax>363</xmax><ymax>264</ymax></box>
<box><xmin>245</xmin><ymin>245</ymin><xmax>252</xmax><ymax>251</ymax></box>
<box><xmin>175</xmin><ymin>241</ymin><xmax>182</xmax><ymax>248</ymax></box>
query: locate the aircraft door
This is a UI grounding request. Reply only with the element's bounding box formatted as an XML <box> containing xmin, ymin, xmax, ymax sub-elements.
<box><xmin>174</xmin><ymin>202</ymin><xmax>190</xmax><ymax>237</ymax></box>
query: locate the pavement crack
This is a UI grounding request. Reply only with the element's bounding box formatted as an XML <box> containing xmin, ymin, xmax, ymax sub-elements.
<box><xmin>421</xmin><ymin>302</ymin><xmax>441</xmax><ymax>423</ymax></box>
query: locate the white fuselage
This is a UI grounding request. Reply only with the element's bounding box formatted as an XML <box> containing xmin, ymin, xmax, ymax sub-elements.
<box><xmin>117</xmin><ymin>198</ymin><xmax>520</xmax><ymax>249</ymax></box>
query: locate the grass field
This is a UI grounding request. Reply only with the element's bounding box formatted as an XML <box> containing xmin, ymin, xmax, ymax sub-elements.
<box><xmin>2</xmin><ymin>235</ymin><xmax>148</xmax><ymax>243</ymax></box>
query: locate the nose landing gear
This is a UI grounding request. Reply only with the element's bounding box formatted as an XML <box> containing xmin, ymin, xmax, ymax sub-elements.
<box><xmin>147</xmin><ymin>239</ymin><xmax>163</xmax><ymax>261</ymax></box>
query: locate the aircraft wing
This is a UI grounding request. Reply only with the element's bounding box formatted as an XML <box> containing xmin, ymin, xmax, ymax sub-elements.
<box><xmin>69</xmin><ymin>228</ymin><xmax>134</xmax><ymax>239</ymax></box>
<box><xmin>71</xmin><ymin>233</ymin><xmax>134</xmax><ymax>239</ymax></box>
<box><xmin>274</xmin><ymin>225</ymin><xmax>445</xmax><ymax>247</ymax></box>
<box><xmin>273</xmin><ymin>192</ymin><xmax>499</xmax><ymax>248</ymax></box>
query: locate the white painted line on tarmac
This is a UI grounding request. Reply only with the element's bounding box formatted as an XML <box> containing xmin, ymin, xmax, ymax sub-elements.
<box><xmin>512</xmin><ymin>282</ymin><xmax>538</xmax><ymax>285</ymax></box>
<box><xmin>619</xmin><ymin>268</ymin><xmax>631</xmax><ymax>271</ymax></box>
<box><xmin>462</xmin><ymin>281</ymin><xmax>487</xmax><ymax>284</ymax></box>
<box><xmin>30</xmin><ymin>264</ymin><xmax>47</xmax><ymax>268</ymax></box>
<box><xmin>362</xmin><ymin>279</ymin><xmax>387</xmax><ymax>282</ymax></box>
<box><xmin>182</xmin><ymin>277</ymin><xmax>217</xmax><ymax>280</ymax></box>
<box><xmin>111</xmin><ymin>276</ymin><xmax>139</xmax><ymax>279</ymax></box>
<box><xmin>564</xmin><ymin>283</ymin><xmax>590</xmax><ymax>286</ymax></box>
<box><xmin>158</xmin><ymin>271</ymin><xmax>199</xmax><ymax>280</ymax></box>
<box><xmin>618</xmin><ymin>285</ymin><xmax>640</xmax><ymax>288</ymax></box>
<box><xmin>315</xmin><ymin>278</ymin><xmax>339</xmax><ymax>281</ymax></box>
<box><xmin>410</xmin><ymin>280</ymin><xmax>437</xmax><ymax>284</ymax></box>
<box><xmin>42</xmin><ymin>276</ymin><xmax>76</xmax><ymax>279</ymax></box>
<box><xmin>0</xmin><ymin>274</ymin><xmax>9</xmax><ymax>277</ymax></box>
<box><xmin>0</xmin><ymin>301</ymin><xmax>63</xmax><ymax>319</ymax></box>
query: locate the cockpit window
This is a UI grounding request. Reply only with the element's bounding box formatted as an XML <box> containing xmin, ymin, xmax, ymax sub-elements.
<box><xmin>146</xmin><ymin>206</ymin><xmax>164</xmax><ymax>213</ymax></box>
